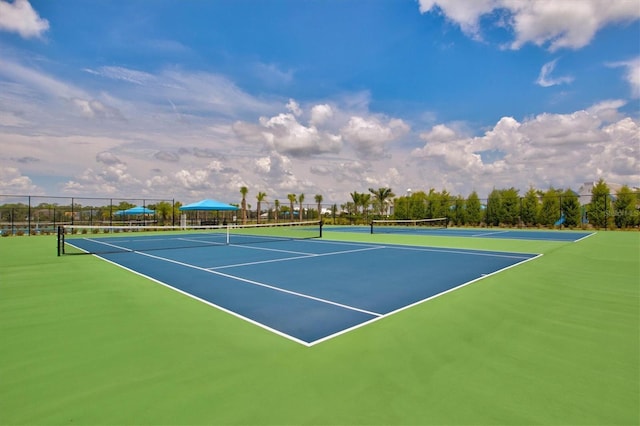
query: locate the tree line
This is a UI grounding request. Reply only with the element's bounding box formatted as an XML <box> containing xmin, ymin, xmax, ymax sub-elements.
<box><xmin>238</xmin><ymin>186</ymin><xmax>326</xmax><ymax>224</ymax></box>
<box><xmin>1</xmin><ymin>178</ymin><xmax>638</xmax><ymax>232</ymax></box>
<box><xmin>391</xmin><ymin>179</ymin><xmax>639</xmax><ymax>229</ymax></box>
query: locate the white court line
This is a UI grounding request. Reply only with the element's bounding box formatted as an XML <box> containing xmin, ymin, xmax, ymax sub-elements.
<box><xmin>301</xmin><ymin>235</ymin><xmax>532</xmax><ymax>258</ymax></box>
<box><xmin>177</xmin><ymin>237</ymin><xmax>226</xmax><ymax>245</ymax></box>
<box><xmin>136</xmin><ymin>250</ymin><xmax>383</xmax><ymax>317</ymax></box>
<box><xmin>210</xmin><ymin>245</ymin><xmax>386</xmax><ymax>270</ymax></box>
<box><xmin>74</xmin><ymin>236</ymin><xmax>541</xmax><ymax>347</ymax></box>
<box><xmin>75</xmin><ymin>238</ymin><xmax>384</xmax><ymax>347</ymax></box>
<box><xmin>86</xmin><ymin>253</ymin><xmax>313</xmax><ymax>347</ymax></box>
<box><xmin>80</xmin><ymin>237</ymin><xmax>384</xmax><ymax>318</ymax></box>
<box><xmin>227</xmin><ymin>244</ymin><xmax>319</xmax><ymax>256</ymax></box>
<box><xmin>378</xmin><ymin>244</ymin><xmax>533</xmax><ymax>259</ymax></box>
<box><xmin>307</xmin><ymin>252</ymin><xmax>544</xmax><ymax>346</ymax></box>
<box><xmin>574</xmin><ymin>232</ymin><xmax>597</xmax><ymax>243</ymax></box>
<box><xmin>471</xmin><ymin>230</ymin><xmax>510</xmax><ymax>237</ymax></box>
<box><xmin>79</xmin><ymin>237</ymin><xmax>135</xmax><ymax>252</ymax></box>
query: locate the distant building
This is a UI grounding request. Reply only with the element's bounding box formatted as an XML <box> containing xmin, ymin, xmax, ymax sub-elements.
<box><xmin>576</xmin><ymin>181</ymin><xmax>637</xmax><ymax>205</ymax></box>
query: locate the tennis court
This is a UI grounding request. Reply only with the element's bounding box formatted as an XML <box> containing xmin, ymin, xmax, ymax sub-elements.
<box><xmin>332</xmin><ymin>223</ymin><xmax>594</xmax><ymax>242</ymax></box>
<box><xmin>61</xmin><ymin>223</ymin><xmax>539</xmax><ymax>346</ymax></box>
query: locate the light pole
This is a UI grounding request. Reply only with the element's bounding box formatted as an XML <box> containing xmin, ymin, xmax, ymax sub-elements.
<box><xmin>406</xmin><ymin>188</ymin><xmax>412</xmax><ymax>219</ymax></box>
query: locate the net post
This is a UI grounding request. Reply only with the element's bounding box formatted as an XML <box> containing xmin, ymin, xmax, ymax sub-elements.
<box><xmin>226</xmin><ymin>224</ymin><xmax>230</xmax><ymax>245</ymax></box>
<box><xmin>319</xmin><ymin>220</ymin><xmax>323</xmax><ymax>238</ymax></box>
<box><xmin>56</xmin><ymin>225</ymin><xmax>64</xmax><ymax>256</ymax></box>
<box><xmin>370</xmin><ymin>221</ymin><xmax>374</xmax><ymax>234</ymax></box>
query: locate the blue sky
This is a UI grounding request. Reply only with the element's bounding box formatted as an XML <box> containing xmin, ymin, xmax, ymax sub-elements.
<box><xmin>0</xmin><ymin>0</ymin><xmax>638</xmax><ymax>205</ymax></box>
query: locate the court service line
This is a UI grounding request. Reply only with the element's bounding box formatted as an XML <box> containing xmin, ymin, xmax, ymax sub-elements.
<box><xmin>177</xmin><ymin>237</ymin><xmax>226</xmax><ymax>246</ymax></box>
<box><xmin>227</xmin><ymin>244</ymin><xmax>319</xmax><ymax>256</ymax></box>
<box><xmin>305</xmin><ymin>237</ymin><xmax>536</xmax><ymax>258</ymax></box>
<box><xmin>77</xmin><ymin>238</ymin><xmax>383</xmax><ymax>346</ymax></box>
<box><xmin>81</xmin><ymin>237</ymin><xmax>136</xmax><ymax>252</ymax></box>
<box><xmin>471</xmin><ymin>230</ymin><xmax>510</xmax><ymax>237</ymax></box>
<box><xmin>379</xmin><ymin>244</ymin><xmax>534</xmax><ymax>259</ymax></box>
<box><xmin>132</xmin><ymin>249</ymin><xmax>384</xmax><ymax>318</ymax></box>
<box><xmin>210</xmin><ymin>245</ymin><xmax>386</xmax><ymax>270</ymax></box>
<box><xmin>83</xmin><ymin>237</ymin><xmax>383</xmax><ymax>317</ymax></box>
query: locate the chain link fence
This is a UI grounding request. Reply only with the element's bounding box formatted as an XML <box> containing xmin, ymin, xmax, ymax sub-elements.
<box><xmin>2</xmin><ymin>192</ymin><xmax>638</xmax><ymax>235</ymax></box>
<box><xmin>0</xmin><ymin>195</ymin><xmax>176</xmax><ymax>236</ymax></box>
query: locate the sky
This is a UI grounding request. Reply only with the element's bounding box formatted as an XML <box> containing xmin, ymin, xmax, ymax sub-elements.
<box><xmin>0</xmin><ymin>0</ymin><xmax>639</xmax><ymax>205</ymax></box>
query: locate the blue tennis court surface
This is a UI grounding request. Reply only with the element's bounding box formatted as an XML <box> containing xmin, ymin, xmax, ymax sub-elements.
<box><xmin>330</xmin><ymin>225</ymin><xmax>594</xmax><ymax>242</ymax></box>
<box><xmin>68</xmin><ymin>235</ymin><xmax>539</xmax><ymax>346</ymax></box>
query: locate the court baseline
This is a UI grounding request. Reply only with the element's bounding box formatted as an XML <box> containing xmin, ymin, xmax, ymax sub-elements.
<box><xmin>70</xmin><ymin>237</ymin><xmax>539</xmax><ymax>346</ymax></box>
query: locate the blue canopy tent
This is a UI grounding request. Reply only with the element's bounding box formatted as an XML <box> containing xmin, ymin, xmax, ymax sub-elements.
<box><xmin>179</xmin><ymin>199</ymin><xmax>238</xmax><ymax>211</ymax></box>
<box><xmin>114</xmin><ymin>206</ymin><xmax>156</xmax><ymax>216</ymax></box>
<box><xmin>179</xmin><ymin>199</ymin><xmax>239</xmax><ymax>226</ymax></box>
<box><xmin>113</xmin><ymin>206</ymin><xmax>156</xmax><ymax>226</ymax></box>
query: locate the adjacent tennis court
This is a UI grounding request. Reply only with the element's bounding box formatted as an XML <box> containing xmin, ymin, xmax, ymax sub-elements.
<box><xmin>332</xmin><ymin>220</ymin><xmax>594</xmax><ymax>242</ymax></box>
<box><xmin>60</xmin><ymin>222</ymin><xmax>539</xmax><ymax>345</ymax></box>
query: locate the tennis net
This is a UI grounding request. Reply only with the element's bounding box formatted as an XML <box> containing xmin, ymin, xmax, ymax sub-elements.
<box><xmin>370</xmin><ymin>217</ymin><xmax>448</xmax><ymax>234</ymax></box>
<box><xmin>57</xmin><ymin>220</ymin><xmax>323</xmax><ymax>255</ymax></box>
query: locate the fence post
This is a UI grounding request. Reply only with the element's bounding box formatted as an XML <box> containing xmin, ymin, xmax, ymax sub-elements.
<box><xmin>604</xmin><ymin>193</ymin><xmax>608</xmax><ymax>230</ymax></box>
<box><xmin>28</xmin><ymin>195</ymin><xmax>31</xmax><ymax>236</ymax></box>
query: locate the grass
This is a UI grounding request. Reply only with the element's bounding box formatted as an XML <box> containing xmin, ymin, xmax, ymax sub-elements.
<box><xmin>0</xmin><ymin>230</ymin><xmax>638</xmax><ymax>425</ymax></box>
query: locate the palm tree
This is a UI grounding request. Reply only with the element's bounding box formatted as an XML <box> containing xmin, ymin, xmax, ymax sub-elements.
<box><xmin>360</xmin><ymin>193</ymin><xmax>371</xmax><ymax>220</ymax></box>
<box><xmin>256</xmin><ymin>191</ymin><xmax>267</xmax><ymax>224</ymax></box>
<box><xmin>240</xmin><ymin>186</ymin><xmax>248</xmax><ymax>224</ymax></box>
<box><xmin>298</xmin><ymin>193</ymin><xmax>305</xmax><ymax>221</ymax></box>
<box><xmin>287</xmin><ymin>193</ymin><xmax>297</xmax><ymax>222</ymax></box>
<box><xmin>274</xmin><ymin>199</ymin><xmax>280</xmax><ymax>223</ymax></box>
<box><xmin>369</xmin><ymin>187</ymin><xmax>395</xmax><ymax>217</ymax></box>
<box><xmin>314</xmin><ymin>194</ymin><xmax>323</xmax><ymax>220</ymax></box>
<box><xmin>350</xmin><ymin>192</ymin><xmax>361</xmax><ymax>215</ymax></box>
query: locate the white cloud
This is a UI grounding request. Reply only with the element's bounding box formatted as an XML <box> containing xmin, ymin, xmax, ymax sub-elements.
<box><xmin>72</xmin><ymin>98</ymin><xmax>125</xmax><ymax>120</ymax></box>
<box><xmin>286</xmin><ymin>99</ymin><xmax>302</xmax><ymax>117</ymax></box>
<box><xmin>255</xmin><ymin>152</ymin><xmax>294</xmax><ymax>179</ymax></box>
<box><xmin>587</xmin><ymin>99</ymin><xmax>627</xmax><ymax>122</ymax></box>
<box><xmin>310</xmin><ymin>104</ymin><xmax>333</xmax><ymax>126</ymax></box>
<box><xmin>507</xmin><ymin>1</ymin><xmax>640</xmax><ymax>51</ymax></box>
<box><xmin>63</xmin><ymin>163</ymin><xmax>140</xmax><ymax>195</ymax></box>
<box><xmin>2</xmin><ymin>45</ymin><xmax>637</xmax><ymax>205</ymax></box>
<box><xmin>237</xmin><ymin>100</ymin><xmax>349</xmax><ymax>158</ymax></box>
<box><xmin>598</xmin><ymin>118</ymin><xmax>640</xmax><ymax>177</ymax></box>
<box><xmin>0</xmin><ymin>0</ymin><xmax>49</xmax><ymax>39</ymax></box>
<box><xmin>243</xmin><ymin>101</ymin><xmax>410</xmax><ymax>162</ymax></box>
<box><xmin>607</xmin><ymin>57</ymin><xmax>640</xmax><ymax>98</ymax></box>
<box><xmin>419</xmin><ymin>0</ymin><xmax>640</xmax><ymax>51</ymax></box>
<box><xmin>0</xmin><ymin>166</ymin><xmax>41</xmax><ymax>193</ymax></box>
<box><xmin>0</xmin><ymin>57</ymin><xmax>84</xmax><ymax>99</ymax></box>
<box><xmin>96</xmin><ymin>151</ymin><xmax>124</xmax><ymax>166</ymax></box>
<box><xmin>258</xmin><ymin>112</ymin><xmax>342</xmax><ymax>157</ymax></box>
<box><xmin>84</xmin><ymin>65</ymin><xmax>276</xmax><ymax>119</ymax></box>
<box><xmin>362</xmin><ymin>167</ymin><xmax>403</xmax><ymax>189</ymax></box>
<box><xmin>420</xmin><ymin>123</ymin><xmax>459</xmax><ymax>143</ymax></box>
<box><xmin>419</xmin><ymin>0</ymin><xmax>498</xmax><ymax>39</ymax></box>
<box><xmin>341</xmin><ymin>116</ymin><xmax>409</xmax><ymax>159</ymax></box>
<box><xmin>174</xmin><ymin>169</ymin><xmax>212</xmax><ymax>191</ymax></box>
<box><xmin>412</xmin><ymin>101</ymin><xmax>639</xmax><ymax>191</ymax></box>
<box><xmin>536</xmin><ymin>58</ymin><xmax>574</xmax><ymax>87</ymax></box>
<box><xmin>0</xmin><ymin>111</ymin><xmax>28</xmax><ymax>127</ymax></box>
<box><xmin>154</xmin><ymin>151</ymin><xmax>180</xmax><ymax>162</ymax></box>
<box><xmin>255</xmin><ymin>156</ymin><xmax>272</xmax><ymax>174</ymax></box>
<box><xmin>0</xmin><ymin>57</ymin><xmax>127</xmax><ymax>123</ymax></box>
<box><xmin>84</xmin><ymin>66</ymin><xmax>157</xmax><ymax>86</ymax></box>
